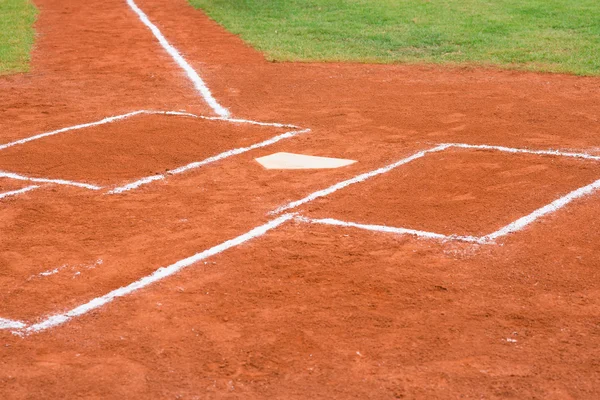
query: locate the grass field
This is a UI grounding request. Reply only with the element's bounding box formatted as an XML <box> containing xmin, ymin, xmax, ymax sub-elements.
<box><xmin>190</xmin><ymin>0</ymin><xmax>600</xmax><ymax>76</ymax></box>
<box><xmin>0</xmin><ymin>0</ymin><xmax>36</xmax><ymax>75</ymax></box>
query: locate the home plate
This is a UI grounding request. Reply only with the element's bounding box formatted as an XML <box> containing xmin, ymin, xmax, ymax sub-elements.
<box><xmin>255</xmin><ymin>152</ymin><xmax>357</xmax><ymax>170</ymax></box>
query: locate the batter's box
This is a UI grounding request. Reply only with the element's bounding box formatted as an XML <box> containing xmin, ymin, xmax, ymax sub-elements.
<box><xmin>275</xmin><ymin>143</ymin><xmax>600</xmax><ymax>243</ymax></box>
<box><xmin>0</xmin><ymin>111</ymin><xmax>307</xmax><ymax>192</ymax></box>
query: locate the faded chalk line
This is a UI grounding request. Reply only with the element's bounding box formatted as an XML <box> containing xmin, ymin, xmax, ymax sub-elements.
<box><xmin>4</xmin><ymin>214</ymin><xmax>295</xmax><ymax>335</ymax></box>
<box><xmin>0</xmin><ymin>185</ymin><xmax>39</xmax><ymax>199</ymax></box>
<box><xmin>108</xmin><ymin>128</ymin><xmax>311</xmax><ymax>194</ymax></box>
<box><xmin>126</xmin><ymin>0</ymin><xmax>230</xmax><ymax>117</ymax></box>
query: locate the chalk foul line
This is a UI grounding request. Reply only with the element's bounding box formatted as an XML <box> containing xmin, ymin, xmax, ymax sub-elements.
<box><xmin>108</xmin><ymin>128</ymin><xmax>311</xmax><ymax>194</ymax></box>
<box><xmin>5</xmin><ymin>213</ymin><xmax>295</xmax><ymax>336</ymax></box>
<box><xmin>125</xmin><ymin>0</ymin><xmax>230</xmax><ymax>118</ymax></box>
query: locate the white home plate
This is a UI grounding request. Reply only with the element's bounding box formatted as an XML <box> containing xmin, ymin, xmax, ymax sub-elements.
<box><xmin>255</xmin><ymin>152</ymin><xmax>357</xmax><ymax>170</ymax></box>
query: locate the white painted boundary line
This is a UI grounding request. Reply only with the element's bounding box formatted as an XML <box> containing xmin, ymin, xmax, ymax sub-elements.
<box><xmin>108</xmin><ymin>128</ymin><xmax>311</xmax><ymax>194</ymax></box>
<box><xmin>0</xmin><ymin>111</ymin><xmax>149</xmax><ymax>151</ymax></box>
<box><xmin>270</xmin><ymin>144</ymin><xmax>452</xmax><ymax>214</ymax></box>
<box><xmin>0</xmin><ymin>110</ymin><xmax>298</xmax><ymax>152</ymax></box>
<box><xmin>126</xmin><ymin>0</ymin><xmax>230</xmax><ymax>118</ymax></box>
<box><xmin>0</xmin><ymin>171</ymin><xmax>101</xmax><ymax>190</ymax></box>
<box><xmin>4</xmin><ymin>213</ymin><xmax>295</xmax><ymax>335</ymax></box>
<box><xmin>481</xmin><ymin>177</ymin><xmax>600</xmax><ymax>241</ymax></box>
<box><xmin>109</xmin><ymin>174</ymin><xmax>165</xmax><ymax>194</ymax></box>
<box><xmin>0</xmin><ymin>185</ymin><xmax>39</xmax><ymax>199</ymax></box>
<box><xmin>444</xmin><ymin>143</ymin><xmax>600</xmax><ymax>161</ymax></box>
<box><xmin>0</xmin><ymin>318</ymin><xmax>26</xmax><ymax>330</ymax></box>
<box><xmin>296</xmin><ymin>216</ymin><xmax>481</xmax><ymax>243</ymax></box>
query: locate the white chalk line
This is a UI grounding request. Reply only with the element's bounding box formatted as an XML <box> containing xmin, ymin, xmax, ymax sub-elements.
<box><xmin>3</xmin><ymin>213</ymin><xmax>295</xmax><ymax>335</ymax></box>
<box><xmin>0</xmin><ymin>171</ymin><xmax>101</xmax><ymax>190</ymax></box>
<box><xmin>443</xmin><ymin>143</ymin><xmax>600</xmax><ymax>161</ymax></box>
<box><xmin>0</xmin><ymin>110</ymin><xmax>149</xmax><ymax>152</ymax></box>
<box><xmin>0</xmin><ymin>185</ymin><xmax>39</xmax><ymax>200</ymax></box>
<box><xmin>126</xmin><ymin>0</ymin><xmax>230</xmax><ymax>118</ymax></box>
<box><xmin>270</xmin><ymin>144</ymin><xmax>452</xmax><ymax>214</ymax></box>
<box><xmin>0</xmin><ymin>318</ymin><xmax>26</xmax><ymax>330</ymax></box>
<box><xmin>108</xmin><ymin>128</ymin><xmax>311</xmax><ymax>194</ymax></box>
<box><xmin>296</xmin><ymin>216</ymin><xmax>481</xmax><ymax>243</ymax></box>
<box><xmin>0</xmin><ymin>110</ymin><xmax>298</xmax><ymax>153</ymax></box>
<box><xmin>482</xmin><ymin>177</ymin><xmax>600</xmax><ymax>241</ymax></box>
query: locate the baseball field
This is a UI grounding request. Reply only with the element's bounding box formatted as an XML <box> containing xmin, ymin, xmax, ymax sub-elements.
<box><xmin>1</xmin><ymin>0</ymin><xmax>599</xmax><ymax>398</ymax></box>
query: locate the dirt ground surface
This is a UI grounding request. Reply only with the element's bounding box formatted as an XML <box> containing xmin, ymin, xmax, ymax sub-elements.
<box><xmin>1</xmin><ymin>0</ymin><xmax>599</xmax><ymax>398</ymax></box>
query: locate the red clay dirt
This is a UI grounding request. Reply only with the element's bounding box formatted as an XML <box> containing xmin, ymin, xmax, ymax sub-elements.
<box><xmin>0</xmin><ymin>0</ymin><xmax>599</xmax><ymax>398</ymax></box>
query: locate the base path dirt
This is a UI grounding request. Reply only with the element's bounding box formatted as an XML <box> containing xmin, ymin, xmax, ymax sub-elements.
<box><xmin>0</xmin><ymin>0</ymin><xmax>599</xmax><ymax>398</ymax></box>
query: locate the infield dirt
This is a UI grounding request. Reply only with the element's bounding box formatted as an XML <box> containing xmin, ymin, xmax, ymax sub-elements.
<box><xmin>1</xmin><ymin>0</ymin><xmax>599</xmax><ymax>398</ymax></box>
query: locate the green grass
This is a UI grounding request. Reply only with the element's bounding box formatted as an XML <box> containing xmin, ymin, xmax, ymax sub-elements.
<box><xmin>189</xmin><ymin>0</ymin><xmax>600</xmax><ymax>76</ymax></box>
<box><xmin>0</xmin><ymin>0</ymin><xmax>37</xmax><ymax>75</ymax></box>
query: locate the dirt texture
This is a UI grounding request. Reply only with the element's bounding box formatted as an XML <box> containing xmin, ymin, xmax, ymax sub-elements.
<box><xmin>0</xmin><ymin>0</ymin><xmax>599</xmax><ymax>398</ymax></box>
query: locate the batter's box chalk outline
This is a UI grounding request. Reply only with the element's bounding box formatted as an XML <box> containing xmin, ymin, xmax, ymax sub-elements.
<box><xmin>271</xmin><ymin>143</ymin><xmax>600</xmax><ymax>244</ymax></box>
<box><xmin>1</xmin><ymin>213</ymin><xmax>296</xmax><ymax>336</ymax></box>
<box><xmin>0</xmin><ymin>110</ymin><xmax>309</xmax><ymax>194</ymax></box>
